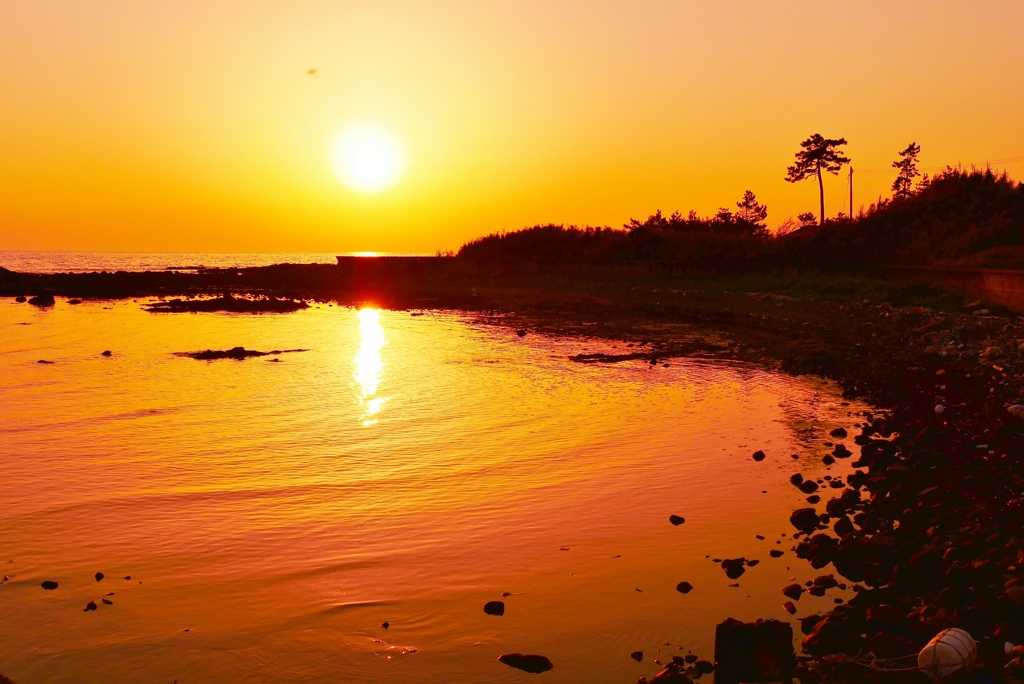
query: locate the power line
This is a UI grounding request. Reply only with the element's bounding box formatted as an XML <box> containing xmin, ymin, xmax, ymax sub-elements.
<box><xmin>855</xmin><ymin>154</ymin><xmax>1024</xmax><ymax>174</ymax></box>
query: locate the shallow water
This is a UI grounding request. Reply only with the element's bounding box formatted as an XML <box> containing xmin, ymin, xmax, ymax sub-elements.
<box><xmin>0</xmin><ymin>299</ymin><xmax>863</xmax><ymax>683</ymax></box>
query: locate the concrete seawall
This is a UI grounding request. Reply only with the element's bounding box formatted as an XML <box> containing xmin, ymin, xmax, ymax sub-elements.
<box><xmin>883</xmin><ymin>265</ymin><xmax>1024</xmax><ymax>312</ymax></box>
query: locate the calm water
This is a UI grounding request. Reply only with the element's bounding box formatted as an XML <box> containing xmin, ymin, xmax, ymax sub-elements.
<box><xmin>0</xmin><ymin>251</ymin><xmax>424</xmax><ymax>274</ymax></box>
<box><xmin>0</xmin><ymin>298</ymin><xmax>863</xmax><ymax>683</ymax></box>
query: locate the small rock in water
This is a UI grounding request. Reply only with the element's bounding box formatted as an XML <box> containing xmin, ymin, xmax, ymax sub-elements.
<box><xmin>630</xmin><ymin>651</ymin><xmax>644</xmax><ymax>662</ymax></box>
<box><xmin>799</xmin><ymin>480</ymin><xmax>819</xmax><ymax>494</ymax></box>
<box><xmin>746</xmin><ymin>559</ymin><xmax>760</xmax><ymax>567</ymax></box>
<box><xmin>752</xmin><ymin>450</ymin><xmax>766</xmax><ymax>461</ymax></box>
<box><xmin>558</xmin><ymin>547</ymin><xmax>569</xmax><ymax>551</ymax></box>
<box><xmin>805</xmin><ymin>495</ymin><xmax>821</xmax><ymax>504</ymax></box>
<box><xmin>41</xmin><ymin>580</ymin><xmax>59</xmax><ymax>590</ymax></box>
<box><xmin>668</xmin><ymin>515</ymin><xmax>685</xmax><ymax>526</ymax></box>
<box><xmin>95</xmin><ymin>572</ymin><xmax>104</xmax><ymax>582</ymax></box>
<box><xmin>83</xmin><ymin>601</ymin><xmax>97</xmax><ymax>612</ymax></box>
<box><xmin>782</xmin><ymin>583</ymin><xmax>804</xmax><ymax>600</ymax></box>
<box><xmin>381</xmin><ymin>621</ymin><xmax>390</xmax><ymax>630</ymax></box>
<box><xmin>501</xmin><ymin>592</ymin><xmax>512</xmax><ymax>597</ymax></box>
<box><xmin>755</xmin><ymin>534</ymin><xmax>765</xmax><ymax>540</ymax></box>
<box><xmin>721</xmin><ymin>558</ymin><xmax>747</xmax><ymax>579</ymax></box>
<box><xmin>790</xmin><ymin>508</ymin><xmax>820</xmax><ymax>532</ymax></box>
<box><xmin>821</xmin><ymin>455</ymin><xmax>835</xmax><ymax>465</ymax></box>
<box><xmin>37</xmin><ymin>359</ymin><xmax>54</xmax><ymax>364</ymax></box>
<box><xmin>676</xmin><ymin>581</ymin><xmax>694</xmax><ymax>594</ymax></box>
<box><xmin>783</xmin><ymin>601</ymin><xmax>797</xmax><ymax>615</ymax></box>
<box><xmin>483</xmin><ymin>601</ymin><xmax>505</xmax><ymax>616</ymax></box>
<box><xmin>15</xmin><ymin>295</ymin><xmax>26</xmax><ymax>302</ymax></box>
<box><xmin>101</xmin><ymin>350</ymin><xmax>112</xmax><ymax>356</ymax></box>
<box><xmin>829</xmin><ymin>427</ymin><xmax>848</xmax><ymax>438</ymax></box>
<box><xmin>498</xmin><ymin>653</ymin><xmax>554</xmax><ymax>674</ymax></box>
<box><xmin>124</xmin><ymin>576</ymin><xmax>132</xmax><ymax>580</ymax></box>
<box><xmin>770</xmin><ymin>550</ymin><xmax>784</xmax><ymax>558</ymax></box>
<box><xmin>516</xmin><ymin>329</ymin><xmax>527</xmax><ymax>337</ymax></box>
<box><xmin>102</xmin><ymin>599</ymin><xmax>113</xmax><ymax>605</ymax></box>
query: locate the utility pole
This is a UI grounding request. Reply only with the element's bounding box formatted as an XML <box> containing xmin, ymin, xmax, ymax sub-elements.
<box><xmin>848</xmin><ymin>166</ymin><xmax>854</xmax><ymax>219</ymax></box>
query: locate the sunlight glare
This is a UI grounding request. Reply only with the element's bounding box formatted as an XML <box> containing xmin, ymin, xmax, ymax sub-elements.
<box><xmin>354</xmin><ymin>308</ymin><xmax>388</xmax><ymax>425</ymax></box>
<box><xmin>332</xmin><ymin>126</ymin><xmax>406</xmax><ymax>194</ymax></box>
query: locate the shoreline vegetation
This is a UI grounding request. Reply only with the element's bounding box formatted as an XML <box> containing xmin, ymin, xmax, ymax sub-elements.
<box><xmin>4</xmin><ymin>168</ymin><xmax>1024</xmax><ymax>681</ymax></box>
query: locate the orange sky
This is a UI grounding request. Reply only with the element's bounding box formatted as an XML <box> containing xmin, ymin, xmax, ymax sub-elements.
<box><xmin>2</xmin><ymin>1</ymin><xmax>1023</xmax><ymax>253</ymax></box>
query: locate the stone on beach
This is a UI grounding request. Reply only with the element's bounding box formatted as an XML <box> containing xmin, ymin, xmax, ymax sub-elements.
<box><xmin>789</xmin><ymin>508</ymin><xmax>820</xmax><ymax>532</ymax></box>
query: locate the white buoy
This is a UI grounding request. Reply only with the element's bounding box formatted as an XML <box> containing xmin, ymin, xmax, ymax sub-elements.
<box><xmin>935</xmin><ymin>404</ymin><xmax>946</xmax><ymax>415</ymax></box>
<box><xmin>918</xmin><ymin>628</ymin><xmax>976</xmax><ymax>679</ymax></box>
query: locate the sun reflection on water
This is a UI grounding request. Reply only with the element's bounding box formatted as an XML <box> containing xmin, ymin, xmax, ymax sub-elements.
<box><xmin>354</xmin><ymin>308</ymin><xmax>388</xmax><ymax>425</ymax></box>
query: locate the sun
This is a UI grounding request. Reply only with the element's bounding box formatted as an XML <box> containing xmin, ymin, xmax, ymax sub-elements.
<box><xmin>331</xmin><ymin>125</ymin><xmax>406</xmax><ymax>194</ymax></box>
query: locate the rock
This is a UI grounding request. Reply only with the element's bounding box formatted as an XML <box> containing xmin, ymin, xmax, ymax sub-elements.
<box><xmin>83</xmin><ymin>601</ymin><xmax>97</xmax><ymax>612</ymax></box>
<box><xmin>805</xmin><ymin>495</ymin><xmax>820</xmax><ymax>504</ymax></box>
<box><xmin>782</xmin><ymin>583</ymin><xmax>804</xmax><ymax>600</ymax></box>
<box><xmin>381</xmin><ymin>621</ymin><xmax>389</xmax><ymax>629</ymax></box>
<box><xmin>821</xmin><ymin>455</ymin><xmax>835</xmax><ymax>465</ymax></box>
<box><xmin>647</xmin><ymin>662</ymin><xmax>694</xmax><ymax>683</ymax></box>
<box><xmin>669</xmin><ymin>515</ymin><xmax>685</xmax><ymax>526</ymax></box>
<box><xmin>799</xmin><ymin>480</ymin><xmax>819</xmax><ymax>494</ymax></box>
<box><xmin>790</xmin><ymin>508</ymin><xmax>820</xmax><ymax>532</ymax></box>
<box><xmin>799</xmin><ymin>614</ymin><xmax>823</xmax><ymax>635</ymax></box>
<box><xmin>484</xmin><ymin>600</ymin><xmax>505</xmax><ymax>616</ymax></box>
<box><xmin>95</xmin><ymin>572</ymin><xmax>104</xmax><ymax>582</ymax></box>
<box><xmin>713</xmin><ymin>618</ymin><xmax>795</xmax><ymax>684</ymax></box>
<box><xmin>833</xmin><ymin>516</ymin><xmax>854</xmax><ymax>536</ymax></box>
<box><xmin>28</xmin><ymin>294</ymin><xmax>55</xmax><ymax>307</ymax></box>
<box><xmin>37</xmin><ymin>360</ymin><xmax>54</xmax><ymax>364</ymax></box>
<box><xmin>102</xmin><ymin>599</ymin><xmax>113</xmax><ymax>605</ymax></box>
<box><xmin>783</xmin><ymin>601</ymin><xmax>797</xmax><ymax>615</ymax></box>
<box><xmin>15</xmin><ymin>295</ymin><xmax>27</xmax><ymax>302</ymax></box>
<box><xmin>789</xmin><ymin>473</ymin><xmax>804</xmax><ymax>487</ymax></box>
<box><xmin>830</xmin><ymin>428</ymin><xmax>848</xmax><ymax>438</ymax></box>
<box><xmin>813</xmin><ymin>575</ymin><xmax>838</xmax><ymax>589</ymax></box>
<box><xmin>631</xmin><ymin>651</ymin><xmax>644</xmax><ymax>662</ymax></box>
<box><xmin>808</xmin><ymin>586</ymin><xmax>826</xmax><ymax>597</ymax></box>
<box><xmin>721</xmin><ymin>558</ymin><xmax>747</xmax><ymax>579</ymax></box>
<box><xmin>101</xmin><ymin>350</ymin><xmax>112</xmax><ymax>356</ymax></box>
<box><xmin>694</xmin><ymin>660</ymin><xmax>714</xmax><ymax>674</ymax></box>
<box><xmin>40</xmin><ymin>580</ymin><xmax>58</xmax><ymax>590</ymax></box>
<box><xmin>123</xmin><ymin>575</ymin><xmax>131</xmax><ymax>580</ymax></box>
<box><xmin>498</xmin><ymin>653</ymin><xmax>554</xmax><ymax>674</ymax></box>
<box><xmin>516</xmin><ymin>329</ymin><xmax>527</xmax><ymax>337</ymax></box>
<box><xmin>752</xmin><ymin>450</ymin><xmax>766</xmax><ymax>461</ymax></box>
<box><xmin>746</xmin><ymin>559</ymin><xmax>760</xmax><ymax>567</ymax></box>
<box><xmin>801</xmin><ymin>606</ymin><xmax>866</xmax><ymax>655</ymax></box>
<box><xmin>676</xmin><ymin>581</ymin><xmax>694</xmax><ymax>594</ymax></box>
<box><xmin>833</xmin><ymin>444</ymin><xmax>852</xmax><ymax>458</ymax></box>
<box><xmin>769</xmin><ymin>549</ymin><xmax>784</xmax><ymax>558</ymax></box>
<box><xmin>68</xmin><ymin>299</ymin><xmax>82</xmax><ymax>305</ymax></box>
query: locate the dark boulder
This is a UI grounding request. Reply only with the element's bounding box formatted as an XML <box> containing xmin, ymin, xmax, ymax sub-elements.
<box><xmin>752</xmin><ymin>450</ymin><xmax>766</xmax><ymax>461</ymax></box>
<box><xmin>799</xmin><ymin>480</ymin><xmax>819</xmax><ymax>494</ymax></box>
<box><xmin>40</xmin><ymin>580</ymin><xmax>58</xmax><ymax>590</ymax></box>
<box><xmin>28</xmin><ymin>294</ymin><xmax>55</xmax><ymax>307</ymax></box>
<box><xmin>483</xmin><ymin>600</ymin><xmax>505</xmax><ymax>616</ymax></box>
<box><xmin>669</xmin><ymin>515</ymin><xmax>685</xmax><ymax>526</ymax></box>
<box><xmin>782</xmin><ymin>583</ymin><xmax>804</xmax><ymax>600</ymax></box>
<box><xmin>631</xmin><ymin>651</ymin><xmax>644</xmax><ymax>662</ymax></box>
<box><xmin>721</xmin><ymin>558</ymin><xmax>747</xmax><ymax>579</ymax></box>
<box><xmin>676</xmin><ymin>581</ymin><xmax>694</xmax><ymax>594</ymax></box>
<box><xmin>790</xmin><ymin>508</ymin><xmax>820</xmax><ymax>533</ymax></box>
<box><xmin>714</xmin><ymin>618</ymin><xmax>795</xmax><ymax>684</ymax></box>
<box><xmin>829</xmin><ymin>427</ymin><xmax>848</xmax><ymax>438</ymax></box>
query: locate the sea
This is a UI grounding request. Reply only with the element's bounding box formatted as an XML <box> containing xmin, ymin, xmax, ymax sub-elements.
<box><xmin>0</xmin><ymin>253</ymin><xmax>864</xmax><ymax>683</ymax></box>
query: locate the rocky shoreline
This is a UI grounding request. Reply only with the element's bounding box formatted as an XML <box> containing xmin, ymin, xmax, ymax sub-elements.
<box><xmin>499</xmin><ymin>295</ymin><xmax>1024</xmax><ymax>682</ymax></box>
<box><xmin>7</xmin><ymin>265</ymin><xmax>1024</xmax><ymax>680</ymax></box>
